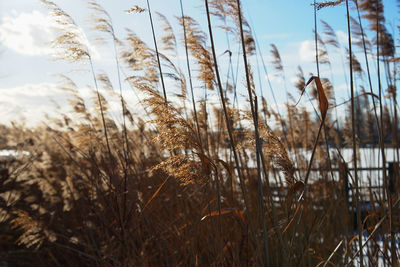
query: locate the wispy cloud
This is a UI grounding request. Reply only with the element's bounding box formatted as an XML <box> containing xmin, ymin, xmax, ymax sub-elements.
<box><xmin>0</xmin><ymin>82</ymin><xmax>68</xmax><ymax>125</ymax></box>
<box><xmin>0</xmin><ymin>81</ymin><xmax>154</xmax><ymax>126</ymax></box>
<box><xmin>0</xmin><ymin>10</ymin><xmax>56</xmax><ymax>56</ymax></box>
<box><xmin>0</xmin><ymin>10</ymin><xmax>98</xmax><ymax>59</ymax></box>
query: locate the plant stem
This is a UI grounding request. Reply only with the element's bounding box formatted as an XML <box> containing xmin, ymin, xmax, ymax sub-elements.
<box><xmin>179</xmin><ymin>0</ymin><xmax>203</xmax><ymax>150</ymax></box>
<box><xmin>89</xmin><ymin>57</ymin><xmax>112</xmax><ymax>161</ymax></box>
<box><xmin>146</xmin><ymin>0</ymin><xmax>167</xmax><ymax>102</ymax></box>
<box><xmin>203</xmin><ymin>0</ymin><xmax>256</xmax><ymax>260</ymax></box>
<box><xmin>235</xmin><ymin>0</ymin><xmax>270</xmax><ymax>264</ymax></box>
<box><xmin>375</xmin><ymin>12</ymin><xmax>395</xmax><ymax>265</ymax></box>
<box><xmin>345</xmin><ymin>1</ymin><xmax>363</xmax><ymax>266</ymax></box>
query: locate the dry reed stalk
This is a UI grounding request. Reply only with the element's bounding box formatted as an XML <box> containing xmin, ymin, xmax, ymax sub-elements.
<box><xmin>204</xmin><ymin>1</ymin><xmax>260</xmax><ymax>263</ymax></box>
<box><xmin>234</xmin><ymin>0</ymin><xmax>270</xmax><ymax>264</ymax></box>
<box><xmin>344</xmin><ymin>198</ymin><xmax>400</xmax><ymax>266</ymax></box>
<box><xmin>3</xmin><ymin>1</ymin><xmax>400</xmax><ymax>265</ymax></box>
<box><xmin>313</xmin><ymin>1</ymin><xmax>336</xmax><ymax>187</ymax></box>
<box><xmin>282</xmin><ymin>77</ymin><xmax>328</xmax><ymax>262</ymax></box>
<box><xmin>203</xmin><ymin>0</ymin><xmax>249</xmax><ymax>215</ymax></box>
<box><xmin>352</xmin><ymin>4</ymin><xmax>394</xmax><ymax>261</ymax></box>
<box><xmin>253</xmin><ymin>35</ymin><xmax>288</xmax><ymax>148</ymax></box>
<box><xmin>345</xmin><ymin>1</ymin><xmax>363</xmax><ymax>266</ymax></box>
<box><xmin>41</xmin><ymin>0</ymin><xmax>115</xmax><ymax>179</ymax></box>
<box><xmin>375</xmin><ymin>8</ymin><xmax>396</xmax><ymax>265</ymax></box>
<box><xmin>356</xmin><ymin>0</ymin><xmax>397</xmax><ymax>263</ymax></box>
<box><xmin>89</xmin><ymin>0</ymin><xmax>131</xmax><ymax>223</ymax></box>
<box><xmin>179</xmin><ymin>0</ymin><xmax>203</xmax><ymax>151</ymax></box>
<box><xmin>270</xmin><ymin>44</ymin><xmax>302</xmax><ymax>179</ymax></box>
<box><xmin>145</xmin><ymin>0</ymin><xmax>167</xmax><ymax>102</ymax></box>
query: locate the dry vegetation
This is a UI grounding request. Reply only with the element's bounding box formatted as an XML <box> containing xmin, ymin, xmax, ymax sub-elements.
<box><xmin>0</xmin><ymin>0</ymin><xmax>399</xmax><ymax>266</ymax></box>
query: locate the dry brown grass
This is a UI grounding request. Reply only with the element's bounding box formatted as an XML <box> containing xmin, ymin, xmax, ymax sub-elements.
<box><xmin>0</xmin><ymin>0</ymin><xmax>399</xmax><ymax>266</ymax></box>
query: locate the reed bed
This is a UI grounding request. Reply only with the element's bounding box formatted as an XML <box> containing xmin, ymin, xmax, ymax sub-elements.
<box><xmin>0</xmin><ymin>0</ymin><xmax>399</xmax><ymax>266</ymax></box>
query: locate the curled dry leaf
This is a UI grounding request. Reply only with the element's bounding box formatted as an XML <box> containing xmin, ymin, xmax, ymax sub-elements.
<box><xmin>297</xmin><ymin>76</ymin><xmax>329</xmax><ymax>120</ymax></box>
<box><xmin>201</xmin><ymin>208</ymin><xmax>245</xmax><ymax>222</ymax></box>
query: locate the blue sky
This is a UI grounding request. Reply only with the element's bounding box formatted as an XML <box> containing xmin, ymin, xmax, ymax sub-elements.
<box><xmin>0</xmin><ymin>0</ymin><xmax>398</xmax><ymax>126</ymax></box>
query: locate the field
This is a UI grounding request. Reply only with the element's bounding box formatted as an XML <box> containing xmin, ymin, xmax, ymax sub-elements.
<box><xmin>0</xmin><ymin>0</ymin><xmax>399</xmax><ymax>266</ymax></box>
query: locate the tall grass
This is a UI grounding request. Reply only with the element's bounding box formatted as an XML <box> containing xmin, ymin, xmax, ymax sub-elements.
<box><xmin>0</xmin><ymin>0</ymin><xmax>399</xmax><ymax>266</ymax></box>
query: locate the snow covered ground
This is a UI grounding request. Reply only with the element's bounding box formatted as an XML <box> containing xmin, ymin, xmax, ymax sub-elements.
<box><xmin>288</xmin><ymin>147</ymin><xmax>399</xmax><ymax>187</ymax></box>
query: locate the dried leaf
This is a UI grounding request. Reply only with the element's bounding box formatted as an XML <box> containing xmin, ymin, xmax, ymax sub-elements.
<box><xmin>196</xmin><ymin>153</ymin><xmax>213</xmax><ymax>175</ymax></box>
<box><xmin>201</xmin><ymin>208</ymin><xmax>235</xmax><ymax>221</ymax></box>
<box><xmin>142</xmin><ymin>176</ymin><xmax>171</xmax><ymax>212</ymax></box>
<box><xmin>287</xmin><ymin>181</ymin><xmax>305</xmax><ymax>199</ymax></box>
<box><xmin>282</xmin><ymin>201</ymin><xmax>302</xmax><ymax>234</ymax></box>
<box><xmin>216</xmin><ymin>159</ymin><xmax>232</xmax><ymax>177</ymax></box>
<box><xmin>297</xmin><ymin>76</ymin><xmax>328</xmax><ymax>119</ymax></box>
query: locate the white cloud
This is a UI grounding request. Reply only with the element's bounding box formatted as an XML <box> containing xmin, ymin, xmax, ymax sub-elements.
<box><xmin>0</xmin><ymin>10</ymin><xmax>98</xmax><ymax>59</ymax></box>
<box><xmin>268</xmin><ymin>74</ymin><xmax>285</xmax><ymax>85</ymax></box>
<box><xmin>336</xmin><ymin>30</ymin><xmax>348</xmax><ymax>46</ymax></box>
<box><xmin>0</xmin><ymin>10</ymin><xmax>56</xmax><ymax>56</ymax></box>
<box><xmin>289</xmin><ymin>75</ymin><xmax>299</xmax><ymax>85</ymax></box>
<box><xmin>2</xmin><ymin>82</ymin><xmax>62</xmax><ymax>98</ymax></box>
<box><xmin>0</xmin><ymin>82</ymin><xmax>150</xmax><ymax>126</ymax></box>
<box><xmin>299</xmin><ymin>40</ymin><xmax>315</xmax><ymax>63</ymax></box>
<box><xmin>0</xmin><ymin>82</ymin><xmax>67</xmax><ymax>126</ymax></box>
